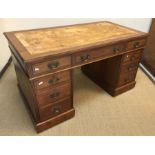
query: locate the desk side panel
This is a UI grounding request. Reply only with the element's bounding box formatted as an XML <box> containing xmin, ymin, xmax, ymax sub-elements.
<box><xmin>12</xmin><ymin>54</ymin><xmax>40</xmax><ymax>123</ymax></box>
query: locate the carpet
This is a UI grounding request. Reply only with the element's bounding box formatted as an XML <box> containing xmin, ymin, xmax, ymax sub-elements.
<box><xmin>0</xmin><ymin>64</ymin><xmax>155</xmax><ymax>136</ymax></box>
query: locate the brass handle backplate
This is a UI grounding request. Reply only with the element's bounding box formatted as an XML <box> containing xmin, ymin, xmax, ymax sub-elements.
<box><xmin>50</xmin><ymin>91</ymin><xmax>60</xmax><ymax>98</ymax></box>
<box><xmin>80</xmin><ymin>54</ymin><xmax>90</xmax><ymax>62</ymax></box>
<box><xmin>133</xmin><ymin>42</ymin><xmax>140</xmax><ymax>48</ymax></box>
<box><xmin>128</xmin><ymin>66</ymin><xmax>134</xmax><ymax>71</ymax></box>
<box><xmin>48</xmin><ymin>76</ymin><xmax>60</xmax><ymax>84</ymax></box>
<box><xmin>128</xmin><ymin>63</ymin><xmax>136</xmax><ymax>71</ymax></box>
<box><xmin>51</xmin><ymin>106</ymin><xmax>61</xmax><ymax>114</ymax></box>
<box><xmin>113</xmin><ymin>48</ymin><xmax>120</xmax><ymax>54</ymax></box>
<box><xmin>130</xmin><ymin>55</ymin><xmax>137</xmax><ymax>61</ymax></box>
<box><xmin>48</xmin><ymin>61</ymin><xmax>59</xmax><ymax>69</ymax></box>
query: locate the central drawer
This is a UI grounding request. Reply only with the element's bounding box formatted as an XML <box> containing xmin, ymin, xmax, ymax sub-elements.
<box><xmin>72</xmin><ymin>43</ymin><xmax>125</xmax><ymax>65</ymax></box>
<box><xmin>36</xmin><ymin>82</ymin><xmax>71</xmax><ymax>107</ymax></box>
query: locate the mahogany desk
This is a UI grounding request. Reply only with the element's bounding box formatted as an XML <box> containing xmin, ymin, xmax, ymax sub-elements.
<box><xmin>4</xmin><ymin>21</ymin><xmax>148</xmax><ymax>132</ymax></box>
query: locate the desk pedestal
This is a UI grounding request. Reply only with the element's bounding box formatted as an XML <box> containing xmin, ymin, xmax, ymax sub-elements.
<box><xmin>81</xmin><ymin>54</ymin><xmax>138</xmax><ymax>96</ymax></box>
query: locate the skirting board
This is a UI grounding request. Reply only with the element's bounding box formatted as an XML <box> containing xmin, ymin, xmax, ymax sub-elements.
<box><xmin>140</xmin><ymin>63</ymin><xmax>155</xmax><ymax>84</ymax></box>
<box><xmin>0</xmin><ymin>56</ymin><xmax>12</xmax><ymax>79</ymax></box>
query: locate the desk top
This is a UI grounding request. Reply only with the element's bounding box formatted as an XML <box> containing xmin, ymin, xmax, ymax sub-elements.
<box><xmin>4</xmin><ymin>21</ymin><xmax>147</xmax><ymax>62</ymax></box>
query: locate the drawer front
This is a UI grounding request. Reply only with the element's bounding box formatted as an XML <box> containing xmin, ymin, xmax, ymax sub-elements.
<box><xmin>121</xmin><ymin>62</ymin><xmax>139</xmax><ymax>73</ymax></box>
<box><xmin>118</xmin><ymin>71</ymin><xmax>137</xmax><ymax>86</ymax></box>
<box><xmin>32</xmin><ymin>56</ymin><xmax>71</xmax><ymax>76</ymax></box>
<box><xmin>34</xmin><ymin>70</ymin><xmax>70</xmax><ymax>90</ymax></box>
<box><xmin>36</xmin><ymin>82</ymin><xmax>71</xmax><ymax>107</ymax></box>
<box><xmin>39</xmin><ymin>98</ymin><xmax>72</xmax><ymax>121</ymax></box>
<box><xmin>127</xmin><ymin>39</ymin><xmax>146</xmax><ymax>51</ymax></box>
<box><xmin>72</xmin><ymin>43</ymin><xmax>125</xmax><ymax>65</ymax></box>
<box><xmin>122</xmin><ymin>50</ymin><xmax>142</xmax><ymax>64</ymax></box>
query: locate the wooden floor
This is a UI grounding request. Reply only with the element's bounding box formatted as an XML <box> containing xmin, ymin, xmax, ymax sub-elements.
<box><xmin>0</xmin><ymin>64</ymin><xmax>155</xmax><ymax>136</ymax></box>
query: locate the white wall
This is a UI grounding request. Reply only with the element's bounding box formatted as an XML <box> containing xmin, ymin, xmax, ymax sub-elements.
<box><xmin>0</xmin><ymin>18</ymin><xmax>152</xmax><ymax>72</ymax></box>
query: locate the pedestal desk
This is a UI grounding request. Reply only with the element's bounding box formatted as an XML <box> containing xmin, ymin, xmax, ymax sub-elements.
<box><xmin>4</xmin><ymin>21</ymin><xmax>148</xmax><ymax>132</ymax></box>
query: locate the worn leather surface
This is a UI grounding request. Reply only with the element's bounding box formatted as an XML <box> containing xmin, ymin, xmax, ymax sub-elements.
<box><xmin>15</xmin><ymin>22</ymin><xmax>138</xmax><ymax>55</ymax></box>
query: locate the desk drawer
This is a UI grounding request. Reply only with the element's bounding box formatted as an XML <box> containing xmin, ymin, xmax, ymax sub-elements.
<box><xmin>31</xmin><ymin>56</ymin><xmax>71</xmax><ymax>76</ymax></box>
<box><xmin>127</xmin><ymin>39</ymin><xmax>146</xmax><ymax>51</ymax></box>
<box><xmin>72</xmin><ymin>43</ymin><xmax>125</xmax><ymax>65</ymax></box>
<box><xmin>122</xmin><ymin>50</ymin><xmax>141</xmax><ymax>64</ymax></box>
<box><xmin>120</xmin><ymin>62</ymin><xmax>139</xmax><ymax>73</ymax></box>
<box><xmin>36</xmin><ymin>82</ymin><xmax>71</xmax><ymax>107</ymax></box>
<box><xmin>39</xmin><ymin>98</ymin><xmax>72</xmax><ymax>121</ymax></box>
<box><xmin>33</xmin><ymin>70</ymin><xmax>70</xmax><ymax>90</ymax></box>
<box><xmin>118</xmin><ymin>70</ymin><xmax>137</xmax><ymax>86</ymax></box>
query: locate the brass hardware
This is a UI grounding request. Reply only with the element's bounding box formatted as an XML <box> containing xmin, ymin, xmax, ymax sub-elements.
<box><xmin>48</xmin><ymin>61</ymin><xmax>59</xmax><ymax>69</ymax></box>
<box><xmin>113</xmin><ymin>48</ymin><xmax>120</xmax><ymax>53</ymax></box>
<box><xmin>130</xmin><ymin>55</ymin><xmax>136</xmax><ymax>61</ymax></box>
<box><xmin>128</xmin><ymin>64</ymin><xmax>135</xmax><ymax>71</ymax></box>
<box><xmin>128</xmin><ymin>66</ymin><xmax>134</xmax><ymax>71</ymax></box>
<box><xmin>80</xmin><ymin>54</ymin><xmax>90</xmax><ymax>62</ymax></box>
<box><xmin>133</xmin><ymin>42</ymin><xmax>140</xmax><ymax>48</ymax></box>
<box><xmin>52</xmin><ymin>106</ymin><xmax>61</xmax><ymax>114</ymax></box>
<box><xmin>50</xmin><ymin>91</ymin><xmax>60</xmax><ymax>98</ymax></box>
<box><xmin>48</xmin><ymin>76</ymin><xmax>60</xmax><ymax>84</ymax></box>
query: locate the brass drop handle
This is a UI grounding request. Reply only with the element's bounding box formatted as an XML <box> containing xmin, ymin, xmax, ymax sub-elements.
<box><xmin>48</xmin><ymin>76</ymin><xmax>60</xmax><ymax>84</ymax></box>
<box><xmin>128</xmin><ymin>66</ymin><xmax>134</xmax><ymax>71</ymax></box>
<box><xmin>128</xmin><ymin>67</ymin><xmax>133</xmax><ymax>71</ymax></box>
<box><xmin>80</xmin><ymin>54</ymin><xmax>90</xmax><ymax>62</ymax></box>
<box><xmin>52</xmin><ymin>106</ymin><xmax>61</xmax><ymax>114</ymax></box>
<box><xmin>130</xmin><ymin>55</ymin><xmax>136</xmax><ymax>61</ymax></box>
<box><xmin>133</xmin><ymin>42</ymin><xmax>140</xmax><ymax>48</ymax></box>
<box><xmin>50</xmin><ymin>91</ymin><xmax>60</xmax><ymax>98</ymax></box>
<box><xmin>113</xmin><ymin>48</ymin><xmax>120</xmax><ymax>53</ymax></box>
<box><xmin>48</xmin><ymin>61</ymin><xmax>59</xmax><ymax>69</ymax></box>
<box><xmin>128</xmin><ymin>64</ymin><xmax>135</xmax><ymax>71</ymax></box>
